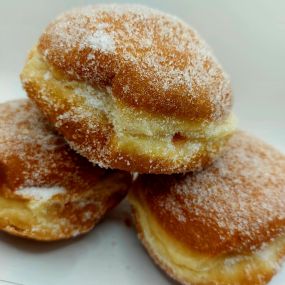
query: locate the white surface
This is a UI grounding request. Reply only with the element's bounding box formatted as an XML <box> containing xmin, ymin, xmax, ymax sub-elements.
<box><xmin>0</xmin><ymin>0</ymin><xmax>284</xmax><ymax>284</ymax></box>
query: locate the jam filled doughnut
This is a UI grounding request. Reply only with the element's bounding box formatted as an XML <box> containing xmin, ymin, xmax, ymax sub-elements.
<box><xmin>129</xmin><ymin>131</ymin><xmax>285</xmax><ymax>285</ymax></box>
<box><xmin>21</xmin><ymin>4</ymin><xmax>236</xmax><ymax>174</ymax></box>
<box><xmin>0</xmin><ymin>99</ymin><xmax>131</xmax><ymax>241</ymax></box>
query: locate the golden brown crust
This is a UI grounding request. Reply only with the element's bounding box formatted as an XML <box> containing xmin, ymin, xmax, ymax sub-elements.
<box><xmin>21</xmin><ymin>48</ymin><xmax>235</xmax><ymax>174</ymax></box>
<box><xmin>130</xmin><ymin>204</ymin><xmax>285</xmax><ymax>285</ymax></box>
<box><xmin>0</xmin><ymin>99</ymin><xmax>131</xmax><ymax>240</ymax></box>
<box><xmin>37</xmin><ymin>4</ymin><xmax>232</xmax><ymax>121</ymax></box>
<box><xmin>130</xmin><ymin>131</ymin><xmax>285</xmax><ymax>255</ymax></box>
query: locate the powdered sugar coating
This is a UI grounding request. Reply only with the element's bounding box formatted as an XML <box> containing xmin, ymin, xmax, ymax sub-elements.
<box><xmin>0</xmin><ymin>99</ymin><xmax>72</xmax><ymax>190</ymax></box>
<box><xmin>0</xmin><ymin>99</ymin><xmax>114</xmax><ymax>193</ymax></box>
<box><xmin>38</xmin><ymin>4</ymin><xmax>232</xmax><ymax>121</ymax></box>
<box><xmin>136</xmin><ymin>131</ymin><xmax>285</xmax><ymax>254</ymax></box>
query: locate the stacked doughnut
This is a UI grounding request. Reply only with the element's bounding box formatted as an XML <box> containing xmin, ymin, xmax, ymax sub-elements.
<box><xmin>129</xmin><ymin>131</ymin><xmax>285</xmax><ymax>284</ymax></box>
<box><xmin>0</xmin><ymin>99</ymin><xmax>131</xmax><ymax>240</ymax></box>
<box><xmin>0</xmin><ymin>3</ymin><xmax>283</xmax><ymax>285</ymax></box>
<box><xmin>21</xmin><ymin>4</ymin><xmax>235</xmax><ymax>174</ymax></box>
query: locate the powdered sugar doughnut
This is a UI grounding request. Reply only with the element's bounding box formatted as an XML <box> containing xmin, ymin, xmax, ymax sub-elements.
<box><xmin>0</xmin><ymin>99</ymin><xmax>131</xmax><ymax>241</ymax></box>
<box><xmin>21</xmin><ymin>4</ymin><xmax>236</xmax><ymax>174</ymax></box>
<box><xmin>129</xmin><ymin>131</ymin><xmax>285</xmax><ymax>284</ymax></box>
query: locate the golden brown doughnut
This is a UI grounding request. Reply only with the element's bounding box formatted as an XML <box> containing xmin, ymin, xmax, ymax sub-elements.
<box><xmin>21</xmin><ymin>4</ymin><xmax>236</xmax><ymax>174</ymax></box>
<box><xmin>129</xmin><ymin>131</ymin><xmax>285</xmax><ymax>285</ymax></box>
<box><xmin>0</xmin><ymin>99</ymin><xmax>131</xmax><ymax>241</ymax></box>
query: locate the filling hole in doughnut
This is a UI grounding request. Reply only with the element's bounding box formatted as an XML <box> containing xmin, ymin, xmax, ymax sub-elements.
<box><xmin>172</xmin><ymin>132</ymin><xmax>188</xmax><ymax>146</ymax></box>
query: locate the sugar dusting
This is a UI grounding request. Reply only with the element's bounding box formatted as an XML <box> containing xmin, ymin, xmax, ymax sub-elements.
<box><xmin>39</xmin><ymin>4</ymin><xmax>232</xmax><ymax>120</ymax></box>
<box><xmin>0</xmin><ymin>99</ymin><xmax>104</xmax><ymax>191</ymax></box>
<box><xmin>16</xmin><ymin>186</ymin><xmax>66</xmax><ymax>201</ymax></box>
<box><xmin>84</xmin><ymin>30</ymin><xmax>115</xmax><ymax>53</ymax></box>
<box><xmin>156</xmin><ymin>131</ymin><xmax>285</xmax><ymax>252</ymax></box>
<box><xmin>0</xmin><ymin>100</ymin><xmax>70</xmax><ymax>189</ymax></box>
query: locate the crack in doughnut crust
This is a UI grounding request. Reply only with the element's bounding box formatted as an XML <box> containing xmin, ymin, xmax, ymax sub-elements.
<box><xmin>21</xmin><ymin>4</ymin><xmax>236</xmax><ymax>174</ymax></box>
<box><xmin>0</xmin><ymin>99</ymin><xmax>131</xmax><ymax>241</ymax></box>
<box><xmin>129</xmin><ymin>131</ymin><xmax>285</xmax><ymax>284</ymax></box>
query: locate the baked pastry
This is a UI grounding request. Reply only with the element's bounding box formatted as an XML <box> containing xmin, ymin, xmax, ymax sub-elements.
<box><xmin>0</xmin><ymin>99</ymin><xmax>131</xmax><ymax>241</ymax></box>
<box><xmin>129</xmin><ymin>131</ymin><xmax>285</xmax><ymax>285</ymax></box>
<box><xmin>21</xmin><ymin>4</ymin><xmax>236</xmax><ymax>174</ymax></box>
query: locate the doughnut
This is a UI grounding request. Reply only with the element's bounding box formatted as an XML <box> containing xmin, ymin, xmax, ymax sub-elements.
<box><xmin>129</xmin><ymin>131</ymin><xmax>285</xmax><ymax>285</ymax></box>
<box><xmin>21</xmin><ymin>4</ymin><xmax>236</xmax><ymax>174</ymax></box>
<box><xmin>0</xmin><ymin>99</ymin><xmax>131</xmax><ymax>241</ymax></box>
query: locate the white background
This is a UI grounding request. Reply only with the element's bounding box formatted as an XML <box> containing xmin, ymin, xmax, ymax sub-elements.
<box><xmin>0</xmin><ymin>1</ymin><xmax>284</xmax><ymax>284</ymax></box>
